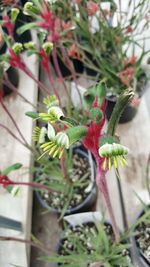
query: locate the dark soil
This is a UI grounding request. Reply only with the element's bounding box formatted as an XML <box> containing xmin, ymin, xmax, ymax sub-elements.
<box><xmin>135</xmin><ymin>221</ymin><xmax>150</xmax><ymax>263</ymax></box>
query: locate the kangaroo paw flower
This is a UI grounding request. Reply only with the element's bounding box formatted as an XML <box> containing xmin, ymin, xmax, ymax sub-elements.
<box><xmin>99</xmin><ymin>143</ymin><xmax>129</xmax><ymax>170</ymax></box>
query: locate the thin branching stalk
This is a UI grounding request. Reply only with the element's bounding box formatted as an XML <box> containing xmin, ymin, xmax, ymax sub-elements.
<box><xmin>0</xmin><ymin>123</ymin><xmax>26</xmax><ymax>147</ymax></box>
<box><xmin>8</xmin><ymin>180</ymin><xmax>60</xmax><ymax>193</ymax></box>
<box><xmin>52</xmin><ymin>45</ymin><xmax>72</xmax><ymax>104</ymax></box>
<box><xmin>3</xmin><ymin>76</ymin><xmax>36</xmax><ymax>109</ymax></box>
<box><xmin>59</xmin><ymin>41</ymin><xmax>83</xmax><ymax>106</ymax></box>
<box><xmin>23</xmin><ymin>66</ymin><xmax>50</xmax><ymax>95</ymax></box>
<box><xmin>0</xmin><ymin>99</ymin><xmax>28</xmax><ymax>146</ymax></box>
<box><xmin>96</xmin><ymin>159</ymin><xmax>120</xmax><ymax>241</ymax></box>
<box><xmin>0</xmin><ymin>236</ymin><xmax>50</xmax><ymax>254</ymax></box>
<box><xmin>45</xmin><ymin>63</ymin><xmax>62</xmax><ymax>107</ymax></box>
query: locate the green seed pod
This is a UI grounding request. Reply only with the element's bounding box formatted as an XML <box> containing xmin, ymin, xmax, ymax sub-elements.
<box><xmin>12</xmin><ymin>43</ymin><xmax>23</xmax><ymax>55</ymax></box>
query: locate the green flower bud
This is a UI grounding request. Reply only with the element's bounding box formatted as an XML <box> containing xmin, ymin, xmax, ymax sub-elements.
<box><xmin>89</xmin><ymin>108</ymin><xmax>103</xmax><ymax>123</ymax></box>
<box><xmin>12</xmin><ymin>43</ymin><xmax>23</xmax><ymax>55</ymax></box>
<box><xmin>23</xmin><ymin>2</ymin><xmax>34</xmax><ymax>15</ymax></box>
<box><xmin>11</xmin><ymin>8</ymin><xmax>19</xmax><ymax>23</ymax></box>
<box><xmin>24</xmin><ymin>41</ymin><xmax>36</xmax><ymax>50</ymax></box>
<box><xmin>42</xmin><ymin>42</ymin><xmax>53</xmax><ymax>55</ymax></box>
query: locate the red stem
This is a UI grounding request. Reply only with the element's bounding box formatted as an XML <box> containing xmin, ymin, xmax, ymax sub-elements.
<box><xmin>60</xmin><ymin>155</ymin><xmax>67</xmax><ymax>178</ymax></box>
<box><xmin>0</xmin><ymin>236</ymin><xmax>50</xmax><ymax>254</ymax></box>
<box><xmin>96</xmin><ymin>160</ymin><xmax>120</xmax><ymax>241</ymax></box>
<box><xmin>46</xmin><ymin>63</ymin><xmax>62</xmax><ymax>107</ymax></box>
<box><xmin>0</xmin><ymin>123</ymin><xmax>26</xmax><ymax>147</ymax></box>
<box><xmin>0</xmin><ymin>99</ymin><xmax>28</xmax><ymax>146</ymax></box>
<box><xmin>52</xmin><ymin>46</ymin><xmax>72</xmax><ymax>103</ymax></box>
<box><xmin>3</xmin><ymin>77</ymin><xmax>36</xmax><ymax>109</ymax></box>
<box><xmin>10</xmin><ymin>180</ymin><xmax>58</xmax><ymax>193</ymax></box>
<box><xmin>59</xmin><ymin>42</ymin><xmax>83</xmax><ymax>105</ymax></box>
<box><xmin>22</xmin><ymin>66</ymin><xmax>50</xmax><ymax>95</ymax></box>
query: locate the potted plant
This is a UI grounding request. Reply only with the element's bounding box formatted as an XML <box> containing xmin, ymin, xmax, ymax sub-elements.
<box><xmin>44</xmin><ymin>0</ymin><xmax>149</xmax><ymax>122</ymax></box>
<box><xmin>26</xmin><ymin>95</ymin><xmax>97</xmax><ymax>218</ymax></box>
<box><xmin>39</xmin><ymin>212</ymin><xmax>133</xmax><ymax>267</ymax></box>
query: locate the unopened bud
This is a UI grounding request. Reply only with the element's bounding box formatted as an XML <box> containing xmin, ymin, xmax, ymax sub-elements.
<box><xmin>24</xmin><ymin>41</ymin><xmax>36</xmax><ymax>50</ymax></box>
<box><xmin>89</xmin><ymin>108</ymin><xmax>103</xmax><ymax>123</ymax></box>
<box><xmin>23</xmin><ymin>2</ymin><xmax>34</xmax><ymax>15</ymax></box>
<box><xmin>12</xmin><ymin>43</ymin><xmax>23</xmax><ymax>55</ymax></box>
<box><xmin>11</xmin><ymin>8</ymin><xmax>19</xmax><ymax>23</ymax></box>
<box><xmin>42</xmin><ymin>42</ymin><xmax>53</xmax><ymax>55</ymax></box>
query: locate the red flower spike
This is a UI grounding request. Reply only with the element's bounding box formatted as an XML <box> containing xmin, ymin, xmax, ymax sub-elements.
<box><xmin>2</xmin><ymin>15</ymin><xmax>14</xmax><ymax>39</ymax></box>
<box><xmin>82</xmin><ymin>99</ymin><xmax>106</xmax><ymax>160</ymax></box>
<box><xmin>87</xmin><ymin>0</ymin><xmax>99</xmax><ymax>16</ymax></box>
<box><xmin>8</xmin><ymin>48</ymin><xmax>26</xmax><ymax>69</ymax></box>
<box><xmin>39</xmin><ymin>48</ymin><xmax>49</xmax><ymax>72</ymax></box>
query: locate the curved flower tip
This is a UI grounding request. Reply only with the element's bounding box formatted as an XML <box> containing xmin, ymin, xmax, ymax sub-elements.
<box><xmin>39</xmin><ymin>106</ymin><xmax>64</xmax><ymax>123</ymax></box>
<box><xmin>98</xmin><ymin>143</ymin><xmax>129</xmax><ymax>170</ymax></box>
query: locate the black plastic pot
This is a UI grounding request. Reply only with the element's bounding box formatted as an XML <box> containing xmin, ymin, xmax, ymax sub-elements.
<box><xmin>2</xmin><ymin>67</ymin><xmax>19</xmax><ymax>96</ymax></box>
<box><xmin>132</xmin><ymin>205</ymin><xmax>150</xmax><ymax>267</ymax></box>
<box><xmin>0</xmin><ymin>41</ymin><xmax>19</xmax><ymax>96</ymax></box>
<box><xmin>84</xmin><ymin>52</ymin><xmax>99</xmax><ymax>78</ymax></box>
<box><xmin>14</xmin><ymin>11</ymin><xmax>32</xmax><ymax>43</ymax></box>
<box><xmin>106</xmin><ymin>95</ymin><xmax>138</xmax><ymax>123</ymax></box>
<box><xmin>50</xmin><ymin>55</ymin><xmax>84</xmax><ymax>79</ymax></box>
<box><xmin>35</xmin><ymin>148</ymin><xmax>97</xmax><ymax>216</ymax></box>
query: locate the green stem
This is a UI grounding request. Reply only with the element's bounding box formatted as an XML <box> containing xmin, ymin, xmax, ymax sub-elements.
<box><xmin>107</xmin><ymin>88</ymin><xmax>134</xmax><ymax>137</ymax></box>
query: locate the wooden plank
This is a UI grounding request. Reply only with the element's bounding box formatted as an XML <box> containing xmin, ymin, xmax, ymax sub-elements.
<box><xmin>0</xmin><ymin>51</ymin><xmax>38</xmax><ymax>267</ymax></box>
